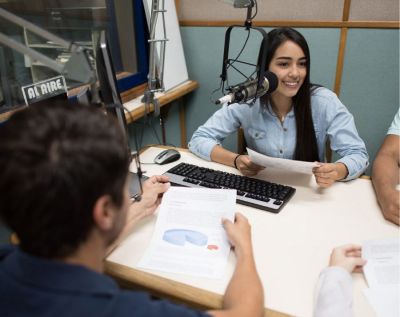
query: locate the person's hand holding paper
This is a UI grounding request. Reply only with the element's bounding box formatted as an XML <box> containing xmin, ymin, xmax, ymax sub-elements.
<box><xmin>234</xmin><ymin>154</ymin><xmax>264</xmax><ymax>176</ymax></box>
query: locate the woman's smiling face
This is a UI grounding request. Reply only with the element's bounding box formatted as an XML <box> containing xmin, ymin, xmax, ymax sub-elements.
<box><xmin>268</xmin><ymin>40</ymin><xmax>307</xmax><ymax>100</ymax></box>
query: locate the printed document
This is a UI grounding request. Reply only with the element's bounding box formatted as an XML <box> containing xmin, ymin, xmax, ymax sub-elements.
<box><xmin>362</xmin><ymin>238</ymin><xmax>400</xmax><ymax>317</ymax></box>
<box><xmin>138</xmin><ymin>187</ymin><xmax>236</xmax><ymax>278</ymax></box>
<box><xmin>247</xmin><ymin>148</ymin><xmax>319</xmax><ymax>174</ymax></box>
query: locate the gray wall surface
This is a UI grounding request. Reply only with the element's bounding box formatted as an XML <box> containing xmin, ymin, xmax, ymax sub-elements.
<box><xmin>178</xmin><ymin>0</ymin><xmax>398</xmax><ymax>21</ymax></box>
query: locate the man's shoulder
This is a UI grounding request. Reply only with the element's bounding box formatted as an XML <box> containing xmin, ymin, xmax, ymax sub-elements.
<box><xmin>0</xmin><ymin>244</ymin><xmax>15</xmax><ymax>262</ymax></box>
<box><xmin>114</xmin><ymin>290</ymin><xmax>211</xmax><ymax>317</ymax></box>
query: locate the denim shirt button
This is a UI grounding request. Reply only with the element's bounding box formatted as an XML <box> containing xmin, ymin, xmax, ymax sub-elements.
<box><xmin>279</xmin><ymin>149</ymin><xmax>283</xmax><ymax>154</ymax></box>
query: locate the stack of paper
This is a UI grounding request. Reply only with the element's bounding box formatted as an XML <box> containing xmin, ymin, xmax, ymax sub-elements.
<box><xmin>138</xmin><ymin>187</ymin><xmax>236</xmax><ymax>279</ymax></box>
<box><xmin>362</xmin><ymin>238</ymin><xmax>400</xmax><ymax>317</ymax></box>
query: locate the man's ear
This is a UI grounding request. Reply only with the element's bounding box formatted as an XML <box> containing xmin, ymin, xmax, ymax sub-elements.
<box><xmin>93</xmin><ymin>195</ymin><xmax>116</xmax><ymax>231</ymax></box>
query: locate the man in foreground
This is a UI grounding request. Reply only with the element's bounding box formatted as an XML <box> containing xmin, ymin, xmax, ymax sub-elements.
<box><xmin>0</xmin><ymin>101</ymin><xmax>263</xmax><ymax>317</ymax></box>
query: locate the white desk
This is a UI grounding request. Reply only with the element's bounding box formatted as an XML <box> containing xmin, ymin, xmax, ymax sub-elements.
<box><xmin>106</xmin><ymin>147</ymin><xmax>399</xmax><ymax>317</ymax></box>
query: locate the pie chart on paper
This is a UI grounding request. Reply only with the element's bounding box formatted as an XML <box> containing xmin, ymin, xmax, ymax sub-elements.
<box><xmin>162</xmin><ymin>229</ymin><xmax>208</xmax><ymax>247</ymax></box>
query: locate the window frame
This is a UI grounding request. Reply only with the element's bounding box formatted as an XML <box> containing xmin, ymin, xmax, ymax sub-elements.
<box><xmin>107</xmin><ymin>0</ymin><xmax>149</xmax><ymax>93</ymax></box>
<box><xmin>0</xmin><ymin>0</ymin><xmax>149</xmax><ymax>113</ymax></box>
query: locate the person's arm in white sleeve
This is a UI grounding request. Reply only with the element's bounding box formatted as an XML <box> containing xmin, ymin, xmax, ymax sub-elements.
<box><xmin>314</xmin><ymin>245</ymin><xmax>366</xmax><ymax>317</ymax></box>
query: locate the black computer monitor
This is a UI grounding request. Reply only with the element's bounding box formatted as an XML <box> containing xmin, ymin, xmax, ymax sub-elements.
<box><xmin>95</xmin><ymin>30</ymin><xmax>146</xmax><ymax>199</ymax></box>
<box><xmin>95</xmin><ymin>30</ymin><xmax>128</xmax><ymax>136</ymax></box>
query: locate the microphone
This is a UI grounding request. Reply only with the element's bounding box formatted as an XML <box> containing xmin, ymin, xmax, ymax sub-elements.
<box><xmin>215</xmin><ymin>71</ymin><xmax>278</xmax><ymax>105</ymax></box>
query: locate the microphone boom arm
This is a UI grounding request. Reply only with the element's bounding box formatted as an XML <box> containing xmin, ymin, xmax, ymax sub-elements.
<box><xmin>220</xmin><ymin>24</ymin><xmax>269</xmax><ymax>104</ymax></box>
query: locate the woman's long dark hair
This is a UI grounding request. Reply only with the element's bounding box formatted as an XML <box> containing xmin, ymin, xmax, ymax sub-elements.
<box><xmin>260</xmin><ymin>27</ymin><xmax>319</xmax><ymax>162</ymax></box>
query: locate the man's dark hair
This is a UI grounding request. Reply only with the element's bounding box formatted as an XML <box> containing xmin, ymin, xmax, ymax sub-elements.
<box><xmin>0</xmin><ymin>100</ymin><xmax>130</xmax><ymax>258</ymax></box>
<box><xmin>261</xmin><ymin>27</ymin><xmax>319</xmax><ymax>162</ymax></box>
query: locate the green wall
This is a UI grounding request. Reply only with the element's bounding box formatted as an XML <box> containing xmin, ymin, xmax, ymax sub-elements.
<box><xmin>340</xmin><ymin>29</ymin><xmax>399</xmax><ymax>174</ymax></box>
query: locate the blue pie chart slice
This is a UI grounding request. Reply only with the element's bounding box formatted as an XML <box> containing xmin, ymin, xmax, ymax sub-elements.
<box><xmin>163</xmin><ymin>229</ymin><xmax>208</xmax><ymax>247</ymax></box>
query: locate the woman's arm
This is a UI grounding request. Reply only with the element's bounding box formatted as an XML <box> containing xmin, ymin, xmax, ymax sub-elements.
<box><xmin>211</xmin><ymin>146</ymin><xmax>264</xmax><ymax>176</ymax></box>
<box><xmin>316</xmin><ymin>91</ymin><xmax>369</xmax><ymax>183</ymax></box>
<box><xmin>188</xmin><ymin>104</ymin><xmax>243</xmax><ymax>161</ymax></box>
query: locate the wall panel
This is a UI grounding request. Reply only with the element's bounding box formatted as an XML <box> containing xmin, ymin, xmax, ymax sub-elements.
<box><xmin>349</xmin><ymin>0</ymin><xmax>399</xmax><ymax>21</ymax></box>
<box><xmin>179</xmin><ymin>0</ymin><xmax>343</xmax><ymax>21</ymax></box>
<box><xmin>340</xmin><ymin>29</ymin><xmax>399</xmax><ymax>174</ymax></box>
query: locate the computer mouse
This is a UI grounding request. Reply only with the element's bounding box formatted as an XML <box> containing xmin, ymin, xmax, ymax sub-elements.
<box><xmin>154</xmin><ymin>149</ymin><xmax>181</xmax><ymax>165</ymax></box>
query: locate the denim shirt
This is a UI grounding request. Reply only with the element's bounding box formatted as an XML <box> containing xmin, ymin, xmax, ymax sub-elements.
<box><xmin>189</xmin><ymin>87</ymin><xmax>369</xmax><ymax>181</ymax></box>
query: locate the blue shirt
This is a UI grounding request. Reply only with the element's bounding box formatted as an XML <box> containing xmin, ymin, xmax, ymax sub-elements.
<box><xmin>388</xmin><ymin>108</ymin><xmax>400</xmax><ymax>136</ymax></box>
<box><xmin>0</xmin><ymin>245</ymin><xmax>210</xmax><ymax>317</ymax></box>
<box><xmin>189</xmin><ymin>87</ymin><xmax>369</xmax><ymax>180</ymax></box>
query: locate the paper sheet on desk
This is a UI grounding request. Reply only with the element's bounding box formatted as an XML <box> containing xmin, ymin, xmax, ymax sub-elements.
<box><xmin>362</xmin><ymin>238</ymin><xmax>400</xmax><ymax>317</ymax></box>
<box><xmin>138</xmin><ymin>187</ymin><xmax>236</xmax><ymax>279</ymax></box>
<box><xmin>363</xmin><ymin>287</ymin><xmax>399</xmax><ymax>317</ymax></box>
<box><xmin>247</xmin><ymin>148</ymin><xmax>319</xmax><ymax>174</ymax></box>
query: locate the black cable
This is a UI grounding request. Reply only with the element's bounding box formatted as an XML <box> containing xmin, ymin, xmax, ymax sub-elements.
<box><xmin>150</xmin><ymin>116</ymin><xmax>162</xmax><ymax>145</ymax></box>
<box><xmin>210</xmin><ymin>80</ymin><xmax>223</xmax><ymax>104</ymax></box>
<box><xmin>214</xmin><ymin>27</ymin><xmax>251</xmax><ymax>97</ymax></box>
<box><xmin>121</xmin><ymin>104</ymin><xmax>178</xmax><ymax>165</ymax></box>
<box><xmin>227</xmin><ymin>62</ymin><xmax>254</xmax><ymax>82</ymax></box>
<box><xmin>226</xmin><ymin>29</ymin><xmax>251</xmax><ymax>72</ymax></box>
<box><xmin>250</xmin><ymin>0</ymin><xmax>258</xmax><ymax>20</ymax></box>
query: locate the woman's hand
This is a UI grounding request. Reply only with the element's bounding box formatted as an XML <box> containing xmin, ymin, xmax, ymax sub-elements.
<box><xmin>236</xmin><ymin>155</ymin><xmax>265</xmax><ymax>176</ymax></box>
<box><xmin>313</xmin><ymin>162</ymin><xmax>349</xmax><ymax>188</ymax></box>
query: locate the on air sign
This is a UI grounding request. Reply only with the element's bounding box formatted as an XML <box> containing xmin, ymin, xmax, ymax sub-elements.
<box><xmin>21</xmin><ymin>75</ymin><xmax>67</xmax><ymax>106</ymax></box>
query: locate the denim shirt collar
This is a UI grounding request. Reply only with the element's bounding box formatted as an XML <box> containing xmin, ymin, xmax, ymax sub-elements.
<box><xmin>264</xmin><ymin>100</ymin><xmax>295</xmax><ymax>118</ymax></box>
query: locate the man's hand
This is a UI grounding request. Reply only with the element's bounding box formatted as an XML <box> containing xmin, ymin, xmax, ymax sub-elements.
<box><xmin>313</xmin><ymin>162</ymin><xmax>348</xmax><ymax>188</ymax></box>
<box><xmin>372</xmin><ymin>134</ymin><xmax>399</xmax><ymax>226</ymax></box>
<box><xmin>378</xmin><ymin>189</ymin><xmax>400</xmax><ymax>225</ymax></box>
<box><xmin>236</xmin><ymin>155</ymin><xmax>264</xmax><ymax>177</ymax></box>
<box><xmin>131</xmin><ymin>175</ymin><xmax>170</xmax><ymax>220</ymax></box>
<box><xmin>209</xmin><ymin>213</ymin><xmax>263</xmax><ymax>317</ymax></box>
<box><xmin>105</xmin><ymin>175</ymin><xmax>170</xmax><ymax>257</ymax></box>
<box><xmin>222</xmin><ymin>213</ymin><xmax>252</xmax><ymax>257</ymax></box>
<box><xmin>329</xmin><ymin>244</ymin><xmax>366</xmax><ymax>273</ymax></box>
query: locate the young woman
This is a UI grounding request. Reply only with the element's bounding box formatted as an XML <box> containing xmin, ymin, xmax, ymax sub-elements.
<box><xmin>189</xmin><ymin>27</ymin><xmax>368</xmax><ymax>188</ymax></box>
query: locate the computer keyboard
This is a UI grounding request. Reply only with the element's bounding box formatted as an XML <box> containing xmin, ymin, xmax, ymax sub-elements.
<box><xmin>163</xmin><ymin>162</ymin><xmax>296</xmax><ymax>213</ymax></box>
